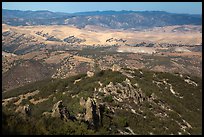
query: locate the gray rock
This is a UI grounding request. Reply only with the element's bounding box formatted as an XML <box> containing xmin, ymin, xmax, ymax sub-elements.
<box><xmin>80</xmin><ymin>97</ymin><xmax>86</xmax><ymax>107</ymax></box>
<box><xmin>85</xmin><ymin>97</ymin><xmax>96</xmax><ymax>122</ymax></box>
<box><xmin>51</xmin><ymin>100</ymin><xmax>63</xmax><ymax>118</ymax></box>
<box><xmin>51</xmin><ymin>100</ymin><xmax>71</xmax><ymax>121</ymax></box>
<box><xmin>84</xmin><ymin>97</ymin><xmax>105</xmax><ymax>129</ymax></box>
<box><xmin>100</xmin><ymin>78</ymin><xmax>146</xmax><ymax>104</ymax></box>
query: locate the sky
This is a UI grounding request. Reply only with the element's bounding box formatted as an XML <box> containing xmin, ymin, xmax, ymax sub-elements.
<box><xmin>2</xmin><ymin>2</ymin><xmax>202</xmax><ymax>14</ymax></box>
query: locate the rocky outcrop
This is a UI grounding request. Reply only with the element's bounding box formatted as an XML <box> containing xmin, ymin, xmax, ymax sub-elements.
<box><xmin>84</xmin><ymin>98</ymin><xmax>94</xmax><ymax>122</ymax></box>
<box><xmin>43</xmin><ymin>100</ymin><xmax>76</xmax><ymax>122</ymax></box>
<box><xmin>15</xmin><ymin>104</ymin><xmax>31</xmax><ymax>116</ymax></box>
<box><xmin>111</xmin><ymin>64</ymin><xmax>121</xmax><ymax>72</ymax></box>
<box><xmin>79</xmin><ymin>97</ymin><xmax>105</xmax><ymax>129</ymax></box>
<box><xmin>87</xmin><ymin>71</ymin><xmax>94</xmax><ymax>77</ymax></box>
<box><xmin>51</xmin><ymin>100</ymin><xmax>64</xmax><ymax>118</ymax></box>
<box><xmin>100</xmin><ymin>78</ymin><xmax>146</xmax><ymax>105</ymax></box>
<box><xmin>84</xmin><ymin>97</ymin><xmax>99</xmax><ymax>128</ymax></box>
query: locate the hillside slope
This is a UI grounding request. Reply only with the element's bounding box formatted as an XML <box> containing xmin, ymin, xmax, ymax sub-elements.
<box><xmin>2</xmin><ymin>69</ymin><xmax>202</xmax><ymax>135</ymax></box>
<box><xmin>2</xmin><ymin>9</ymin><xmax>202</xmax><ymax>29</ymax></box>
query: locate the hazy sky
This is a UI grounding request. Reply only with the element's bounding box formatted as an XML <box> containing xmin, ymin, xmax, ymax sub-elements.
<box><xmin>2</xmin><ymin>2</ymin><xmax>202</xmax><ymax>14</ymax></box>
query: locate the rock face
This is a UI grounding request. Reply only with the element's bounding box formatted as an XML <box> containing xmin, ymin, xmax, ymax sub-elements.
<box><xmin>85</xmin><ymin>97</ymin><xmax>99</xmax><ymax>128</ymax></box>
<box><xmin>51</xmin><ymin>100</ymin><xmax>63</xmax><ymax>117</ymax></box>
<box><xmin>51</xmin><ymin>100</ymin><xmax>71</xmax><ymax>121</ymax></box>
<box><xmin>98</xmin><ymin>103</ymin><xmax>105</xmax><ymax>126</ymax></box>
<box><xmin>84</xmin><ymin>98</ymin><xmax>93</xmax><ymax>122</ymax></box>
<box><xmin>80</xmin><ymin>97</ymin><xmax>105</xmax><ymax>129</ymax></box>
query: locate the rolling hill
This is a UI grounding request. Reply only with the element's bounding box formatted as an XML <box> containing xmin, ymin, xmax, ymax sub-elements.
<box><xmin>2</xmin><ymin>8</ymin><xmax>202</xmax><ymax>135</ymax></box>
<box><xmin>2</xmin><ymin>9</ymin><xmax>202</xmax><ymax>29</ymax></box>
<box><xmin>2</xmin><ymin>69</ymin><xmax>202</xmax><ymax>135</ymax></box>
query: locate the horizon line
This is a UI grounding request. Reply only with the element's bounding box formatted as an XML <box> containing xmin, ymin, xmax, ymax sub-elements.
<box><xmin>2</xmin><ymin>8</ymin><xmax>202</xmax><ymax>15</ymax></box>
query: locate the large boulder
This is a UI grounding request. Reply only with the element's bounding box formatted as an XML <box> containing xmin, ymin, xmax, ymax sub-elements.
<box><xmin>84</xmin><ymin>97</ymin><xmax>102</xmax><ymax>129</ymax></box>
<box><xmin>51</xmin><ymin>100</ymin><xmax>71</xmax><ymax>121</ymax></box>
<box><xmin>78</xmin><ymin>97</ymin><xmax>106</xmax><ymax>129</ymax></box>
<box><xmin>51</xmin><ymin>100</ymin><xmax>63</xmax><ymax>118</ymax></box>
<box><xmin>85</xmin><ymin>97</ymin><xmax>97</xmax><ymax>122</ymax></box>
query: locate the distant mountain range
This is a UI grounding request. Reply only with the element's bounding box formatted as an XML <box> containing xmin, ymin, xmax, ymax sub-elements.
<box><xmin>2</xmin><ymin>9</ymin><xmax>202</xmax><ymax>29</ymax></box>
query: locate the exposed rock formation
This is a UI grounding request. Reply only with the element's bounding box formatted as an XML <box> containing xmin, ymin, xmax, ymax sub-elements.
<box><xmin>84</xmin><ymin>97</ymin><xmax>99</xmax><ymax>128</ymax></box>
<box><xmin>101</xmin><ymin>78</ymin><xmax>146</xmax><ymax>105</ymax></box>
<box><xmin>51</xmin><ymin>100</ymin><xmax>64</xmax><ymax>118</ymax></box>
<box><xmin>87</xmin><ymin>71</ymin><xmax>94</xmax><ymax>77</ymax></box>
<box><xmin>44</xmin><ymin>100</ymin><xmax>75</xmax><ymax>122</ymax></box>
<box><xmin>15</xmin><ymin>104</ymin><xmax>31</xmax><ymax>116</ymax></box>
<box><xmin>112</xmin><ymin>64</ymin><xmax>121</xmax><ymax>72</ymax></box>
<box><xmin>79</xmin><ymin>97</ymin><xmax>105</xmax><ymax>129</ymax></box>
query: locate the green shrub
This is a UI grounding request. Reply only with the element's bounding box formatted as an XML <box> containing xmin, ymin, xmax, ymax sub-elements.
<box><xmin>103</xmin><ymin>95</ymin><xmax>113</xmax><ymax>103</ymax></box>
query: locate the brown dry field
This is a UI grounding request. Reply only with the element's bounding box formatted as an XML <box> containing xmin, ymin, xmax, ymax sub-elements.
<box><xmin>2</xmin><ymin>24</ymin><xmax>202</xmax><ymax>45</ymax></box>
